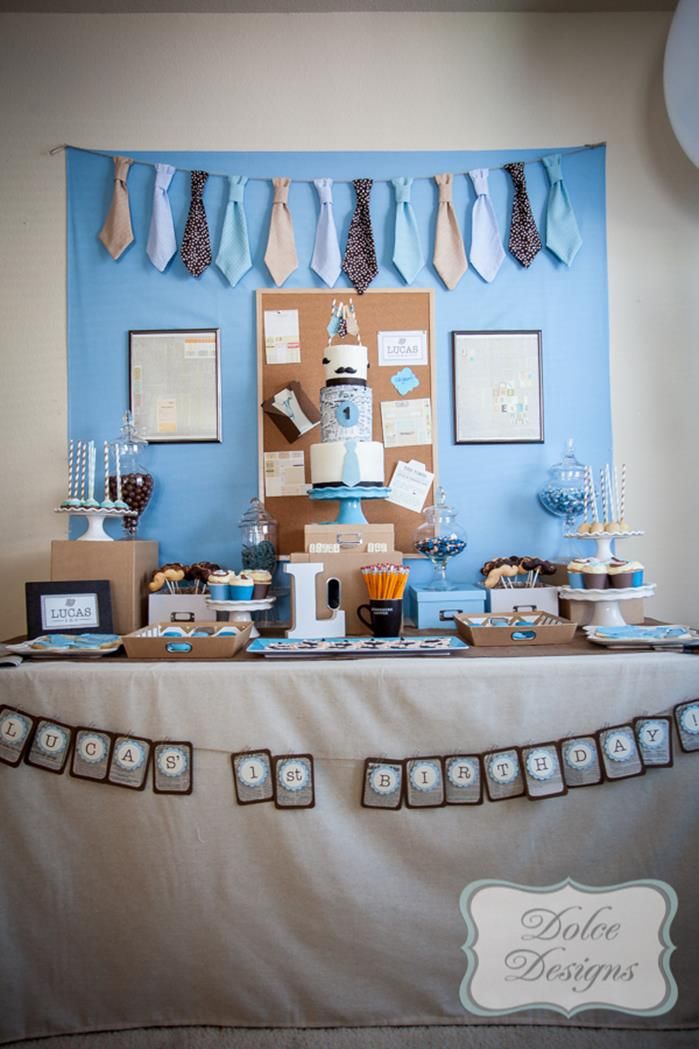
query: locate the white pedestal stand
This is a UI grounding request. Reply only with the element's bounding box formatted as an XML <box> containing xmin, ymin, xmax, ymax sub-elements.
<box><xmin>562</xmin><ymin>529</ymin><xmax>653</xmax><ymax>626</ymax></box>
<box><xmin>54</xmin><ymin>507</ymin><xmax>136</xmax><ymax>541</ymax></box>
<box><xmin>558</xmin><ymin>584</ymin><xmax>656</xmax><ymax>627</ymax></box>
<box><xmin>205</xmin><ymin>597</ymin><xmax>276</xmax><ymax>639</ymax></box>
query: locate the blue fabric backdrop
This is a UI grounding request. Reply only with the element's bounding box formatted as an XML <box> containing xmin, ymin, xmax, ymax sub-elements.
<box><xmin>66</xmin><ymin>146</ymin><xmax>609</xmax><ymax>581</ymax></box>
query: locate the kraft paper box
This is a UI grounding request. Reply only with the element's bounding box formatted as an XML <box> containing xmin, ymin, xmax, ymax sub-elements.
<box><xmin>290</xmin><ymin>550</ymin><xmax>403</xmax><ymax>635</ymax></box>
<box><xmin>123</xmin><ymin>622</ymin><xmax>252</xmax><ymax>660</ymax></box>
<box><xmin>51</xmin><ymin>540</ymin><xmax>158</xmax><ymax>635</ymax></box>
<box><xmin>304</xmin><ymin>522</ymin><xmax>396</xmax><ymax>555</ymax></box>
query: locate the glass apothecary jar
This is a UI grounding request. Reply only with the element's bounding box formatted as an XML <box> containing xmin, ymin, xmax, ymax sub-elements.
<box><xmin>537</xmin><ymin>438</ymin><xmax>587</xmax><ymax>531</ymax></box>
<box><xmin>414</xmin><ymin>487</ymin><xmax>467</xmax><ymax>591</ymax></box>
<box><xmin>109</xmin><ymin>411</ymin><xmax>154</xmax><ymax>538</ymax></box>
<box><xmin>239</xmin><ymin>498</ymin><xmax>278</xmax><ymax>573</ymax></box>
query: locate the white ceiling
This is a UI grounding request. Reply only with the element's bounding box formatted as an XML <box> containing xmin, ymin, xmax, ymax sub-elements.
<box><xmin>0</xmin><ymin>1</ymin><xmax>678</xmax><ymax>12</ymax></box>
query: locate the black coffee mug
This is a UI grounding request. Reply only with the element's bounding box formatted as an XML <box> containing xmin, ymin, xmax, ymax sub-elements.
<box><xmin>357</xmin><ymin>599</ymin><xmax>403</xmax><ymax>638</ymax></box>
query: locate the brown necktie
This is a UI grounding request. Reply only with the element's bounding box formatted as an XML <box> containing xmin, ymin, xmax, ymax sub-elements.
<box><xmin>433</xmin><ymin>173</ymin><xmax>467</xmax><ymax>290</ymax></box>
<box><xmin>264</xmin><ymin>178</ymin><xmax>298</xmax><ymax>286</ymax></box>
<box><xmin>98</xmin><ymin>156</ymin><xmax>134</xmax><ymax>260</ymax></box>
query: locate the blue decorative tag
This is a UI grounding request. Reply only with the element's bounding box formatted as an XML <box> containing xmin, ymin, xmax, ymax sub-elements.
<box><xmin>0</xmin><ymin>706</ymin><xmax>36</xmax><ymax>767</ymax></box>
<box><xmin>274</xmin><ymin>753</ymin><xmax>315</xmax><ymax>808</ymax></box>
<box><xmin>560</xmin><ymin>734</ymin><xmax>603</xmax><ymax>788</ymax></box>
<box><xmin>390</xmin><ymin>367</ymin><xmax>420</xmax><ymax>396</ymax></box>
<box><xmin>153</xmin><ymin>741</ymin><xmax>193</xmax><ymax>794</ymax></box>
<box><xmin>26</xmin><ymin>718</ymin><xmax>73</xmax><ymax>774</ymax></box>
<box><xmin>405</xmin><ymin>757</ymin><xmax>445</xmax><ymax>808</ymax></box>
<box><xmin>444</xmin><ymin>755</ymin><xmax>483</xmax><ymax>805</ymax></box>
<box><xmin>232</xmin><ymin>750</ymin><xmax>274</xmax><ymax>804</ymax></box>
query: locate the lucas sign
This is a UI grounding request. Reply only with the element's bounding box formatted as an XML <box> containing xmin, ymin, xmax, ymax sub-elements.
<box><xmin>459</xmin><ymin>879</ymin><xmax>677</xmax><ymax>1018</ymax></box>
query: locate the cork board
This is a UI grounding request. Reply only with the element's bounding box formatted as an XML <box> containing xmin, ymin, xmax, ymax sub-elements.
<box><xmin>257</xmin><ymin>289</ymin><xmax>438</xmax><ymax>554</ymax></box>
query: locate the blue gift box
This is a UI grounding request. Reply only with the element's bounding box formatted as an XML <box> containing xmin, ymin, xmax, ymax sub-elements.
<box><xmin>405</xmin><ymin>584</ymin><xmax>486</xmax><ymax>630</ymax></box>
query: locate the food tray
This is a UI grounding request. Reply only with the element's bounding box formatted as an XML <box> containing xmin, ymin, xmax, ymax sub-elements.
<box><xmin>123</xmin><ymin>622</ymin><xmax>252</xmax><ymax>660</ymax></box>
<box><xmin>247</xmin><ymin>636</ymin><xmax>468</xmax><ymax>658</ymax></box>
<box><xmin>6</xmin><ymin>635</ymin><xmax>122</xmax><ymax>659</ymax></box>
<box><xmin>583</xmin><ymin>624</ymin><xmax>699</xmax><ymax>650</ymax></box>
<box><xmin>455</xmin><ymin>612</ymin><xmax>577</xmax><ymax>647</ymax></box>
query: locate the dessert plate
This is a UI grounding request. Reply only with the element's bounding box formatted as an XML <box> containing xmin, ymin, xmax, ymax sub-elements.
<box><xmin>248</xmin><ymin>636</ymin><xmax>468</xmax><ymax>658</ymax></box>
<box><xmin>6</xmin><ymin>634</ymin><xmax>122</xmax><ymax>658</ymax></box>
<box><xmin>583</xmin><ymin>625</ymin><xmax>699</xmax><ymax>650</ymax></box>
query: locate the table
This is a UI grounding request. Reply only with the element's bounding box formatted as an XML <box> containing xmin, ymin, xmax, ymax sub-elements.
<box><xmin>1</xmin><ymin>649</ymin><xmax>698</xmax><ymax>1044</ymax></box>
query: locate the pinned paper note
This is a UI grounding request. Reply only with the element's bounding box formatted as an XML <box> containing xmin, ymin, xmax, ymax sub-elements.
<box><xmin>264</xmin><ymin>451</ymin><xmax>308</xmax><ymax>497</ymax></box>
<box><xmin>390</xmin><ymin>367</ymin><xmax>420</xmax><ymax>397</ymax></box>
<box><xmin>378</xmin><ymin>330</ymin><xmax>427</xmax><ymax>367</ymax></box>
<box><xmin>264</xmin><ymin>309</ymin><xmax>301</xmax><ymax>365</ymax></box>
<box><xmin>386</xmin><ymin>460</ymin><xmax>434</xmax><ymax>513</ymax></box>
<box><xmin>381</xmin><ymin>399</ymin><xmax>432</xmax><ymax>448</ymax></box>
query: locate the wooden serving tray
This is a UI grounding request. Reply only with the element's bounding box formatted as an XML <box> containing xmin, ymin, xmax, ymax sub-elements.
<box><xmin>455</xmin><ymin>612</ymin><xmax>577</xmax><ymax>647</ymax></box>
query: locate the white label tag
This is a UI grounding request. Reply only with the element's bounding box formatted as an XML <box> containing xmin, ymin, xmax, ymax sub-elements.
<box><xmin>459</xmin><ymin>879</ymin><xmax>677</xmax><ymax>1018</ymax></box>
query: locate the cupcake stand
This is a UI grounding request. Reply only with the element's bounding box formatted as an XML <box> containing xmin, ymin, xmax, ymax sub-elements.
<box><xmin>205</xmin><ymin>597</ymin><xmax>276</xmax><ymax>638</ymax></box>
<box><xmin>560</xmin><ymin>529</ymin><xmax>655</xmax><ymax>627</ymax></box>
<box><xmin>54</xmin><ymin>506</ymin><xmax>136</xmax><ymax>541</ymax></box>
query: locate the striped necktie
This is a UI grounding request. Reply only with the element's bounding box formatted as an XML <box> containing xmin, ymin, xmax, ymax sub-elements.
<box><xmin>311</xmin><ymin>179</ymin><xmax>341</xmax><ymax>288</ymax></box>
<box><xmin>433</xmin><ymin>173</ymin><xmax>467</xmax><ymax>289</ymax></box>
<box><xmin>264</xmin><ymin>178</ymin><xmax>298</xmax><ymax>287</ymax></box>
<box><xmin>146</xmin><ymin>163</ymin><xmax>176</xmax><ymax>272</ymax></box>
<box><xmin>468</xmin><ymin>168</ymin><xmax>505</xmax><ymax>283</ymax></box>
<box><xmin>98</xmin><ymin>156</ymin><xmax>134</xmax><ymax>260</ymax></box>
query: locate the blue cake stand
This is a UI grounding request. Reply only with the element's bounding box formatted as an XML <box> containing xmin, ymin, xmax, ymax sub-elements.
<box><xmin>308</xmin><ymin>486</ymin><xmax>391</xmax><ymax>525</ymax></box>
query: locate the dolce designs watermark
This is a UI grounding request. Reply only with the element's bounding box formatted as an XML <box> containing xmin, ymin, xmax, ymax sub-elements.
<box><xmin>459</xmin><ymin>879</ymin><xmax>677</xmax><ymax>1018</ymax></box>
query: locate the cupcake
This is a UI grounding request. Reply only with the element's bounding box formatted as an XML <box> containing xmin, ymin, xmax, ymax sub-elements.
<box><xmin>228</xmin><ymin>573</ymin><xmax>254</xmax><ymax>601</ymax></box>
<box><xmin>627</xmin><ymin>560</ymin><xmax>644</xmax><ymax>587</ymax></box>
<box><xmin>608</xmin><ymin>558</ymin><xmax>633</xmax><ymax>589</ymax></box>
<box><xmin>582</xmin><ymin>561</ymin><xmax>609</xmax><ymax>589</ymax></box>
<box><xmin>567</xmin><ymin>558</ymin><xmax>592</xmax><ymax>589</ymax></box>
<box><xmin>207</xmin><ymin>569</ymin><xmax>231</xmax><ymax>600</ymax></box>
<box><xmin>246</xmin><ymin>569</ymin><xmax>272</xmax><ymax>599</ymax></box>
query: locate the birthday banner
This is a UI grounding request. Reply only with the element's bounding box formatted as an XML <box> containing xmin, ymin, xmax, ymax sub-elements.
<box><xmin>2</xmin><ymin>699</ymin><xmax>697</xmax><ymax>806</ymax></box>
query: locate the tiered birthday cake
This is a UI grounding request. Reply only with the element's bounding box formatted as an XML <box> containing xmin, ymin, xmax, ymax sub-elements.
<box><xmin>309</xmin><ymin>343</ymin><xmax>385</xmax><ymax>489</ymax></box>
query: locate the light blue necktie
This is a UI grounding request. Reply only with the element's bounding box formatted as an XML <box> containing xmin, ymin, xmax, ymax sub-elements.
<box><xmin>341</xmin><ymin>439</ymin><xmax>361</xmax><ymax>488</ymax></box>
<box><xmin>216</xmin><ymin>176</ymin><xmax>252</xmax><ymax>287</ymax></box>
<box><xmin>311</xmin><ymin>179</ymin><xmax>341</xmax><ymax>287</ymax></box>
<box><xmin>392</xmin><ymin>177</ymin><xmax>424</xmax><ymax>285</ymax></box>
<box><xmin>542</xmin><ymin>154</ymin><xmax>583</xmax><ymax>266</ymax></box>
<box><xmin>146</xmin><ymin>163</ymin><xmax>176</xmax><ymax>272</ymax></box>
<box><xmin>468</xmin><ymin>168</ymin><xmax>505</xmax><ymax>283</ymax></box>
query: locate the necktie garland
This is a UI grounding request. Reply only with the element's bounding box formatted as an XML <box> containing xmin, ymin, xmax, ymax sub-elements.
<box><xmin>88</xmin><ymin>146</ymin><xmax>589</xmax><ymax>284</ymax></box>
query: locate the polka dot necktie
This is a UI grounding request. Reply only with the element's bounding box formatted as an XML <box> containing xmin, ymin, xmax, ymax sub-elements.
<box><xmin>180</xmin><ymin>170</ymin><xmax>212</xmax><ymax>277</ymax></box>
<box><xmin>342</xmin><ymin>179</ymin><xmax>378</xmax><ymax>295</ymax></box>
<box><xmin>504</xmin><ymin>162</ymin><xmax>541</xmax><ymax>268</ymax></box>
<box><xmin>98</xmin><ymin>156</ymin><xmax>134</xmax><ymax>260</ymax></box>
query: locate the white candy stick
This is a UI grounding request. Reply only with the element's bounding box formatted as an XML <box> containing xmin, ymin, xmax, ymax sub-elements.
<box><xmin>104</xmin><ymin>441</ymin><xmax>110</xmax><ymax>500</ymax></box>
<box><xmin>68</xmin><ymin>439</ymin><xmax>74</xmax><ymax>499</ymax></box>
<box><xmin>583</xmin><ymin>468</ymin><xmax>589</xmax><ymax>522</ymax></box>
<box><xmin>620</xmin><ymin>463</ymin><xmax>626</xmax><ymax>521</ymax></box>
<box><xmin>79</xmin><ymin>441</ymin><xmax>87</xmax><ymax>502</ymax></box>
<box><xmin>600</xmin><ymin>468</ymin><xmax>607</xmax><ymax>523</ymax></box>
<box><xmin>587</xmin><ymin>465</ymin><xmax>599</xmax><ymax>522</ymax></box>
<box><xmin>115</xmin><ymin>444</ymin><xmax>122</xmax><ymax>502</ymax></box>
<box><xmin>605</xmin><ymin>463</ymin><xmax>615</xmax><ymax>521</ymax></box>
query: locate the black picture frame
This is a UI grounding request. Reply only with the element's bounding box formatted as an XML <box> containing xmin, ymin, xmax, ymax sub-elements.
<box><xmin>452</xmin><ymin>329</ymin><xmax>544</xmax><ymax>444</ymax></box>
<box><xmin>25</xmin><ymin>580</ymin><xmax>113</xmax><ymax>638</ymax></box>
<box><xmin>129</xmin><ymin>328</ymin><xmax>222</xmax><ymax>443</ymax></box>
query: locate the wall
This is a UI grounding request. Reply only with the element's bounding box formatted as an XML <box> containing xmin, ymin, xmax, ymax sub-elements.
<box><xmin>1</xmin><ymin>11</ymin><xmax>698</xmax><ymax>639</ymax></box>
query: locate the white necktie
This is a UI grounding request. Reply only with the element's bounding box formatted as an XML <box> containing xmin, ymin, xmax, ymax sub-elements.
<box><xmin>468</xmin><ymin>168</ymin><xmax>505</xmax><ymax>283</ymax></box>
<box><xmin>146</xmin><ymin>163</ymin><xmax>176</xmax><ymax>272</ymax></box>
<box><xmin>311</xmin><ymin>179</ymin><xmax>341</xmax><ymax>288</ymax></box>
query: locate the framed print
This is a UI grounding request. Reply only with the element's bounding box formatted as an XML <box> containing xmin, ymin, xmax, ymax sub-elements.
<box><xmin>129</xmin><ymin>329</ymin><xmax>222</xmax><ymax>443</ymax></box>
<box><xmin>452</xmin><ymin>330</ymin><xmax>543</xmax><ymax>444</ymax></box>
<box><xmin>25</xmin><ymin>580</ymin><xmax>113</xmax><ymax>638</ymax></box>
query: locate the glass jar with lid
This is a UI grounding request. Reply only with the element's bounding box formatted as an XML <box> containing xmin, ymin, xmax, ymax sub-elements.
<box><xmin>109</xmin><ymin>411</ymin><xmax>154</xmax><ymax>538</ymax></box>
<box><xmin>414</xmin><ymin>487</ymin><xmax>467</xmax><ymax>591</ymax></box>
<box><xmin>239</xmin><ymin>498</ymin><xmax>278</xmax><ymax>574</ymax></box>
